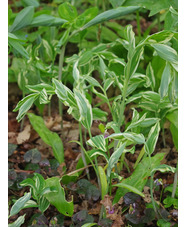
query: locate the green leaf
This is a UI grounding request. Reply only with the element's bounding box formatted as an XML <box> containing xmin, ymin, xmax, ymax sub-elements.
<box><xmin>109</xmin><ymin>0</ymin><xmax>126</xmax><ymax>8</ymax></box>
<box><xmin>58</xmin><ymin>2</ymin><xmax>78</xmax><ymax>21</ymax></box>
<box><xmin>159</xmin><ymin>62</ymin><xmax>171</xmax><ymax>98</ymax></box>
<box><xmin>81</xmin><ymin>223</ymin><xmax>97</xmax><ymax>227</ymax></box>
<box><xmin>44</xmin><ymin>177</ymin><xmax>74</xmax><ymax>216</ymax></box>
<box><xmin>151</xmin><ymin>43</ymin><xmax>178</xmax><ymax>64</ymax></box>
<box><xmin>38</xmin><ymin>196</ymin><xmax>50</xmax><ymax>213</ymax></box>
<box><xmin>31</xmin><ymin>14</ymin><xmax>68</xmax><ymax>26</ymax></box>
<box><xmin>73</xmin><ymin>61</ymin><xmax>80</xmax><ymax>82</ymax></box>
<box><xmin>146</xmin><ymin>62</ymin><xmax>155</xmax><ymax>91</ymax></box>
<box><xmin>125</xmin><ymin>45</ymin><xmax>144</xmax><ymax>79</ymax></box>
<box><xmin>107</xmin><ymin>143</ymin><xmax>126</xmax><ymax>177</ymax></box>
<box><xmin>113</xmin><ymin>152</ymin><xmax>165</xmax><ymax>204</ymax></box>
<box><xmin>151</xmin><ymin>164</ymin><xmax>176</xmax><ymax>175</ymax></box>
<box><xmin>8</xmin><ymin>215</ymin><xmax>26</xmax><ymax>227</ymax></box>
<box><xmin>9</xmin><ymin>6</ymin><xmax>34</xmax><ymax>32</ymax></box>
<box><xmin>10</xmin><ymin>192</ymin><xmax>31</xmax><ymax>217</ymax></box>
<box><xmin>39</xmin><ymin>88</ymin><xmax>50</xmax><ymax>104</ymax></box>
<box><xmin>90</xmin><ymin>150</ymin><xmax>109</xmax><ymax>162</ymax></box>
<box><xmin>13</xmin><ymin>93</ymin><xmax>39</xmax><ymax>122</ymax></box>
<box><xmin>113</xmin><ymin>183</ymin><xmax>145</xmax><ymax>197</ymax></box>
<box><xmin>75</xmin><ymin>7</ymin><xmax>98</xmax><ymax>28</ymax></box>
<box><xmin>27</xmin><ymin>113</ymin><xmax>64</xmax><ymax>164</ymax></box>
<box><xmin>87</xmin><ymin>135</ymin><xmax>106</xmax><ymax>152</ymax></box>
<box><xmin>92</xmin><ymin>108</ymin><xmax>108</xmax><ymax>122</ymax></box>
<box><xmin>26</xmin><ymin>83</ymin><xmax>55</xmax><ymax>94</ymax></box>
<box><xmin>22</xmin><ymin>200</ymin><xmax>38</xmax><ymax>209</ymax></box>
<box><xmin>145</xmin><ymin>122</ymin><xmax>160</xmax><ymax>155</ymax></box>
<box><xmin>21</xmin><ymin>0</ymin><xmax>39</xmax><ymax>7</ymax></box>
<box><xmin>98</xmin><ymin>166</ymin><xmax>108</xmax><ymax>199</ymax></box>
<box><xmin>143</xmin><ymin>30</ymin><xmax>174</xmax><ymax>45</ymax></box>
<box><xmin>74</xmin><ymin>89</ymin><xmax>93</xmax><ymax>130</ymax></box>
<box><xmin>81</xmin><ymin>6</ymin><xmax>140</xmax><ymax>30</ymax></box>
<box><xmin>8</xmin><ymin>38</ymin><xmax>29</xmax><ymax>59</ymax></box>
<box><xmin>103</xmin><ymin>78</ymin><xmax>114</xmax><ymax>91</ymax></box>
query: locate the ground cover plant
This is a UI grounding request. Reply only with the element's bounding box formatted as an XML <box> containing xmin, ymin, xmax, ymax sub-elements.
<box><xmin>8</xmin><ymin>0</ymin><xmax>178</xmax><ymax>226</ymax></box>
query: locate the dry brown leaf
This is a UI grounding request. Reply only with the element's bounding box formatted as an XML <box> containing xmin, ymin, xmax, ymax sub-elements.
<box><xmin>88</xmin><ymin>203</ymin><xmax>102</xmax><ymax>215</ymax></box>
<box><xmin>8</xmin><ymin>132</ymin><xmax>18</xmax><ymax>144</ymax></box>
<box><xmin>111</xmin><ymin>215</ymin><xmax>124</xmax><ymax>227</ymax></box>
<box><xmin>100</xmin><ymin>195</ymin><xmax>113</xmax><ymax>211</ymax></box>
<box><xmin>143</xmin><ymin>186</ymin><xmax>151</xmax><ymax>203</ymax></box>
<box><xmin>16</xmin><ymin>125</ymin><xmax>31</xmax><ymax>144</ymax></box>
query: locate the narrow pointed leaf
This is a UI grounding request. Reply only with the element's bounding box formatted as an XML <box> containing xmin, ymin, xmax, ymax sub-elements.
<box><xmin>81</xmin><ymin>6</ymin><xmax>140</xmax><ymax>30</ymax></box>
<box><xmin>8</xmin><ymin>215</ymin><xmax>26</xmax><ymax>227</ymax></box>
<box><xmin>87</xmin><ymin>135</ymin><xmax>106</xmax><ymax>152</ymax></box>
<box><xmin>9</xmin><ymin>6</ymin><xmax>34</xmax><ymax>32</ymax></box>
<box><xmin>114</xmin><ymin>183</ymin><xmax>145</xmax><ymax>197</ymax></box>
<box><xmin>98</xmin><ymin>166</ymin><xmax>108</xmax><ymax>199</ymax></box>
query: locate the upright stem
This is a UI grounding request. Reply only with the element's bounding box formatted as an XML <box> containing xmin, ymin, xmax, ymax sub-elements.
<box><xmin>136</xmin><ymin>10</ymin><xmax>141</xmax><ymax>40</ymax></box>
<box><xmin>79</xmin><ymin>123</ymin><xmax>90</xmax><ymax>180</ymax></box>
<box><xmin>20</xmin><ymin>92</ymin><xmax>25</xmax><ymax>131</ymax></box>
<box><xmin>118</xmin><ymin>77</ymin><xmax>129</xmax><ymax>128</ymax></box>
<box><xmin>150</xmin><ymin>173</ymin><xmax>160</xmax><ymax>219</ymax></box>
<box><xmin>157</xmin><ymin>13</ymin><xmax>161</xmax><ymax>31</ymax></box>
<box><xmin>58</xmin><ymin>44</ymin><xmax>66</xmax><ymax>137</ymax></box>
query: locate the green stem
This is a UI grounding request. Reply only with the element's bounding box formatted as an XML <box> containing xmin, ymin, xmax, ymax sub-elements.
<box><xmin>118</xmin><ymin>77</ymin><xmax>129</xmax><ymax>128</ymax></box>
<box><xmin>172</xmin><ymin>163</ymin><xmax>178</xmax><ymax>198</ymax></box>
<box><xmin>79</xmin><ymin>123</ymin><xmax>90</xmax><ymax>180</ymax></box>
<box><xmin>58</xmin><ymin>44</ymin><xmax>66</xmax><ymax>137</ymax></box>
<box><xmin>20</xmin><ymin>92</ymin><xmax>25</xmax><ymax>131</ymax></box>
<box><xmin>150</xmin><ymin>173</ymin><xmax>160</xmax><ymax>219</ymax></box>
<box><xmin>136</xmin><ymin>10</ymin><xmax>141</xmax><ymax>40</ymax></box>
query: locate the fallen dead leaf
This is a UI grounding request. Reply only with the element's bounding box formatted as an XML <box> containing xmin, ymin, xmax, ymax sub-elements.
<box><xmin>143</xmin><ymin>186</ymin><xmax>151</xmax><ymax>203</ymax></box>
<box><xmin>8</xmin><ymin>132</ymin><xmax>18</xmax><ymax>144</ymax></box>
<box><xmin>88</xmin><ymin>203</ymin><xmax>102</xmax><ymax>215</ymax></box>
<box><xmin>100</xmin><ymin>195</ymin><xmax>113</xmax><ymax>211</ymax></box>
<box><xmin>16</xmin><ymin>125</ymin><xmax>31</xmax><ymax>144</ymax></box>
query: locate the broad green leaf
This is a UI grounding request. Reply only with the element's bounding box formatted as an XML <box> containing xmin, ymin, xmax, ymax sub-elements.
<box><xmin>8</xmin><ymin>215</ymin><xmax>26</xmax><ymax>227</ymax></box>
<box><xmin>44</xmin><ymin>177</ymin><xmax>74</xmax><ymax>216</ymax></box>
<box><xmin>145</xmin><ymin>122</ymin><xmax>160</xmax><ymax>155</ymax></box>
<box><xmin>85</xmin><ymin>75</ymin><xmax>101</xmax><ymax>88</ymax></box>
<box><xmin>9</xmin><ymin>6</ymin><xmax>34</xmax><ymax>32</ymax></box>
<box><xmin>124</xmin><ymin>45</ymin><xmax>144</xmax><ymax>79</ymax></box>
<box><xmin>146</xmin><ymin>62</ymin><xmax>155</xmax><ymax>91</ymax></box>
<box><xmin>27</xmin><ymin>113</ymin><xmax>64</xmax><ymax>163</ymax></box>
<box><xmin>92</xmin><ymin>108</ymin><xmax>108</xmax><ymax>122</ymax></box>
<box><xmin>126</xmin><ymin>112</ymin><xmax>147</xmax><ymax>131</ymax></box>
<box><xmin>98</xmin><ymin>166</ymin><xmax>108</xmax><ymax>199</ymax></box>
<box><xmin>108</xmin><ymin>132</ymin><xmax>145</xmax><ymax>145</ymax></box>
<box><xmin>13</xmin><ymin>93</ymin><xmax>39</xmax><ymax>122</ymax></box>
<box><xmin>8</xmin><ymin>32</ymin><xmax>26</xmax><ymax>42</ymax></box>
<box><xmin>8</xmin><ymin>38</ymin><xmax>29</xmax><ymax>59</ymax></box>
<box><xmin>39</xmin><ymin>88</ymin><xmax>50</xmax><ymax>104</ymax></box>
<box><xmin>113</xmin><ymin>152</ymin><xmax>165</xmax><ymax>204</ymax></box>
<box><xmin>52</xmin><ymin>79</ymin><xmax>77</xmax><ymax>108</ymax></box>
<box><xmin>75</xmin><ymin>7</ymin><xmax>98</xmax><ymax>28</ymax></box>
<box><xmin>159</xmin><ymin>62</ymin><xmax>171</xmax><ymax>98</ymax></box>
<box><xmin>79</xmin><ymin>51</ymin><xmax>93</xmax><ymax>66</ymax></box>
<box><xmin>73</xmin><ymin>61</ymin><xmax>80</xmax><ymax>82</ymax></box>
<box><xmin>90</xmin><ymin>150</ymin><xmax>109</xmax><ymax>162</ymax></box>
<box><xmin>38</xmin><ymin>196</ymin><xmax>50</xmax><ymax>213</ymax></box>
<box><xmin>151</xmin><ymin>44</ymin><xmax>178</xmax><ymax>64</ymax></box>
<box><xmin>31</xmin><ymin>14</ymin><xmax>68</xmax><ymax>26</ymax></box>
<box><xmin>87</xmin><ymin>135</ymin><xmax>106</xmax><ymax>152</ymax></box>
<box><xmin>139</xmin><ymin>118</ymin><xmax>159</xmax><ymax>127</ymax></box>
<box><xmin>58</xmin><ymin>2</ymin><xmax>78</xmax><ymax>21</ymax></box>
<box><xmin>143</xmin><ymin>30</ymin><xmax>174</xmax><ymax>44</ymax></box>
<box><xmin>22</xmin><ymin>200</ymin><xmax>38</xmax><ymax>209</ymax></box>
<box><xmin>21</xmin><ymin>0</ymin><xmax>39</xmax><ymax>7</ymax></box>
<box><xmin>107</xmin><ymin>143</ymin><xmax>126</xmax><ymax>177</ymax></box>
<box><xmin>74</xmin><ymin>89</ymin><xmax>93</xmax><ymax>130</ymax></box>
<box><xmin>109</xmin><ymin>0</ymin><xmax>126</xmax><ymax>8</ymax></box>
<box><xmin>33</xmin><ymin>173</ymin><xmax>45</xmax><ymax>193</ymax></box>
<box><xmin>124</xmin><ymin>24</ymin><xmax>135</xmax><ymax>59</ymax></box>
<box><xmin>151</xmin><ymin>164</ymin><xmax>176</xmax><ymax>175</ymax></box>
<box><xmin>10</xmin><ymin>192</ymin><xmax>31</xmax><ymax>217</ymax></box>
<box><xmin>81</xmin><ymin>6</ymin><xmax>140</xmax><ymax>30</ymax></box>
<box><xmin>26</xmin><ymin>83</ymin><xmax>55</xmax><ymax>94</ymax></box>
<box><xmin>113</xmin><ymin>183</ymin><xmax>145</xmax><ymax>197</ymax></box>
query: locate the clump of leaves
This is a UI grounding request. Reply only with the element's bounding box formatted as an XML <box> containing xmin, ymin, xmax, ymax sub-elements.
<box><xmin>124</xmin><ymin>192</ymin><xmax>155</xmax><ymax>224</ymax></box>
<box><xmin>24</xmin><ymin>148</ymin><xmax>41</xmax><ymax>163</ymax></box>
<box><xmin>98</xmin><ymin>218</ymin><xmax>113</xmax><ymax>227</ymax></box>
<box><xmin>72</xmin><ymin>210</ymin><xmax>94</xmax><ymax>227</ymax></box>
<box><xmin>76</xmin><ymin>179</ymin><xmax>101</xmax><ymax>201</ymax></box>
